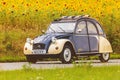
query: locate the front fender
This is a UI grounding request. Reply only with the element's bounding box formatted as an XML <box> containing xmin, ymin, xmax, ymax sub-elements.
<box><xmin>24</xmin><ymin>43</ymin><xmax>33</xmax><ymax>54</ymax></box>
<box><xmin>24</xmin><ymin>40</ymin><xmax>33</xmax><ymax>55</ymax></box>
<box><xmin>48</xmin><ymin>39</ymin><xmax>73</xmax><ymax>54</ymax></box>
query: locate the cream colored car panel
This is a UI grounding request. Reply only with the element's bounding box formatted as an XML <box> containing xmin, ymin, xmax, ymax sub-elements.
<box><xmin>48</xmin><ymin>39</ymin><xmax>73</xmax><ymax>54</ymax></box>
<box><xmin>99</xmin><ymin>36</ymin><xmax>113</xmax><ymax>53</ymax></box>
<box><xmin>24</xmin><ymin>42</ymin><xmax>33</xmax><ymax>54</ymax></box>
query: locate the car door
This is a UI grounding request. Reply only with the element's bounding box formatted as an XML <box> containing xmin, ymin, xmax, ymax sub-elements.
<box><xmin>73</xmin><ymin>20</ymin><xmax>90</xmax><ymax>53</ymax></box>
<box><xmin>87</xmin><ymin>20</ymin><xmax>99</xmax><ymax>52</ymax></box>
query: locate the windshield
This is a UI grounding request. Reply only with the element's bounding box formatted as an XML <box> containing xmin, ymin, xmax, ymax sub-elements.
<box><xmin>46</xmin><ymin>22</ymin><xmax>76</xmax><ymax>33</ymax></box>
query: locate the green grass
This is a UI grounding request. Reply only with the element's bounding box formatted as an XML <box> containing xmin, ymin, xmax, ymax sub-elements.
<box><xmin>0</xmin><ymin>65</ymin><xmax>120</xmax><ymax>80</ymax></box>
<box><xmin>110</xmin><ymin>53</ymin><xmax>120</xmax><ymax>59</ymax></box>
<box><xmin>0</xmin><ymin>56</ymin><xmax>26</xmax><ymax>62</ymax></box>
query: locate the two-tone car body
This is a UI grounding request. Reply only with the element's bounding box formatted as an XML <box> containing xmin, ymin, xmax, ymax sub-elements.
<box><xmin>24</xmin><ymin>15</ymin><xmax>113</xmax><ymax>63</ymax></box>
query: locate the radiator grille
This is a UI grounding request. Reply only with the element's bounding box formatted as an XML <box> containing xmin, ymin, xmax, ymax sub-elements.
<box><xmin>33</xmin><ymin>43</ymin><xmax>45</xmax><ymax>49</ymax></box>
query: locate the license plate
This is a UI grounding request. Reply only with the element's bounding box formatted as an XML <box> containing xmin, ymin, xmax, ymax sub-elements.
<box><xmin>33</xmin><ymin>49</ymin><xmax>46</xmax><ymax>54</ymax></box>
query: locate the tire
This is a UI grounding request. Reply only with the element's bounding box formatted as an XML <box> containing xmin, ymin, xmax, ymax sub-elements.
<box><xmin>99</xmin><ymin>53</ymin><xmax>110</xmax><ymax>62</ymax></box>
<box><xmin>26</xmin><ymin>56</ymin><xmax>37</xmax><ymax>63</ymax></box>
<box><xmin>60</xmin><ymin>44</ymin><xmax>74</xmax><ymax>64</ymax></box>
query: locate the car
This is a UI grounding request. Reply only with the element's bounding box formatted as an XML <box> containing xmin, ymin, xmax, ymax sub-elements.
<box><xmin>24</xmin><ymin>15</ymin><xmax>113</xmax><ymax>63</ymax></box>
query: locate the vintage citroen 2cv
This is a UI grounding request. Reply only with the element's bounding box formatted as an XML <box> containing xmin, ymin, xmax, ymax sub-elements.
<box><xmin>24</xmin><ymin>15</ymin><xmax>113</xmax><ymax>63</ymax></box>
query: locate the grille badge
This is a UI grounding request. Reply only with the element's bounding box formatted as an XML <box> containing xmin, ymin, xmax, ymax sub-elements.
<box><xmin>38</xmin><ymin>45</ymin><xmax>41</xmax><ymax>48</ymax></box>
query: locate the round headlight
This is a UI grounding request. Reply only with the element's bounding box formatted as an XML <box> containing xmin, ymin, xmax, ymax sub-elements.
<box><xmin>52</xmin><ymin>37</ymin><xmax>57</xmax><ymax>43</ymax></box>
<box><xmin>26</xmin><ymin>38</ymin><xmax>31</xmax><ymax>43</ymax></box>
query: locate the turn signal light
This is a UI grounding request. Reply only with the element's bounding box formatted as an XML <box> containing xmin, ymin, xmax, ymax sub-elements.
<box><xmin>55</xmin><ymin>47</ymin><xmax>59</xmax><ymax>50</ymax></box>
<box><xmin>25</xmin><ymin>47</ymin><xmax>27</xmax><ymax>50</ymax></box>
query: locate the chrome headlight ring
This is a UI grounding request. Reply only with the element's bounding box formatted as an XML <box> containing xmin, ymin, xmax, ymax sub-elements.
<box><xmin>26</xmin><ymin>38</ymin><xmax>33</xmax><ymax>44</ymax></box>
<box><xmin>51</xmin><ymin>37</ymin><xmax>57</xmax><ymax>43</ymax></box>
<box><xmin>26</xmin><ymin>38</ymin><xmax>31</xmax><ymax>43</ymax></box>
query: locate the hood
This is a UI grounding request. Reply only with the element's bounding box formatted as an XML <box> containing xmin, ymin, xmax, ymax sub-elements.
<box><xmin>33</xmin><ymin>33</ymin><xmax>72</xmax><ymax>44</ymax></box>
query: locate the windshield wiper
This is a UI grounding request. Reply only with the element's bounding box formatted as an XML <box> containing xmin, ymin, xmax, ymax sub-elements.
<box><xmin>58</xmin><ymin>26</ymin><xmax>66</xmax><ymax>32</ymax></box>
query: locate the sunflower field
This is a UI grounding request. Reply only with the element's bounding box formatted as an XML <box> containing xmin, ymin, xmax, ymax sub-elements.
<box><xmin>0</xmin><ymin>0</ymin><xmax>120</xmax><ymax>59</ymax></box>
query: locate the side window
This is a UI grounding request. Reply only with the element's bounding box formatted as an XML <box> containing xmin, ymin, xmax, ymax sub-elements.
<box><xmin>95</xmin><ymin>22</ymin><xmax>104</xmax><ymax>35</ymax></box>
<box><xmin>76</xmin><ymin>21</ymin><xmax>87</xmax><ymax>34</ymax></box>
<box><xmin>87</xmin><ymin>21</ymin><xmax>97</xmax><ymax>34</ymax></box>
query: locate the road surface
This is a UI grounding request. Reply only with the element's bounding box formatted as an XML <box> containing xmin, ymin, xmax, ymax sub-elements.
<box><xmin>0</xmin><ymin>59</ymin><xmax>120</xmax><ymax>71</ymax></box>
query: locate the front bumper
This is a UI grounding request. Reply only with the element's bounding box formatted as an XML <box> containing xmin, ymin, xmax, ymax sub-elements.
<box><xmin>25</xmin><ymin>54</ymin><xmax>60</xmax><ymax>59</ymax></box>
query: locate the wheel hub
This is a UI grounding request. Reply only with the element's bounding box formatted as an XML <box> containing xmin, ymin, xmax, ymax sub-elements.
<box><xmin>64</xmin><ymin>48</ymin><xmax>71</xmax><ymax>62</ymax></box>
<box><xmin>102</xmin><ymin>53</ymin><xmax>109</xmax><ymax>60</ymax></box>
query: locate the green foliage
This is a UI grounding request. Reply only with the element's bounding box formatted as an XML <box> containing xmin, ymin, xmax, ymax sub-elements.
<box><xmin>0</xmin><ymin>66</ymin><xmax>120</xmax><ymax>80</ymax></box>
<box><xmin>0</xmin><ymin>56</ymin><xmax>26</xmax><ymax>62</ymax></box>
<box><xmin>22</xmin><ymin>63</ymin><xmax>33</xmax><ymax>72</ymax></box>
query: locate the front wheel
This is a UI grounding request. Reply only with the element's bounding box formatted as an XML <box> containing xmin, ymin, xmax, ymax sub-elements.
<box><xmin>60</xmin><ymin>45</ymin><xmax>74</xmax><ymax>64</ymax></box>
<box><xmin>99</xmin><ymin>53</ymin><xmax>110</xmax><ymax>62</ymax></box>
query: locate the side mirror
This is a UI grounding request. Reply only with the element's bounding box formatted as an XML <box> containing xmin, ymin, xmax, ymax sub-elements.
<box><xmin>41</xmin><ymin>30</ymin><xmax>45</xmax><ymax>34</ymax></box>
<box><xmin>77</xmin><ymin>29</ymin><xmax>82</xmax><ymax>33</ymax></box>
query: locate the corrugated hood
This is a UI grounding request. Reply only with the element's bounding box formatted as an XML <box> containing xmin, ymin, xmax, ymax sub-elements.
<box><xmin>33</xmin><ymin>33</ymin><xmax>71</xmax><ymax>44</ymax></box>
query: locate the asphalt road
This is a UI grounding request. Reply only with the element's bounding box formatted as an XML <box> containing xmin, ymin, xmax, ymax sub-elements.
<box><xmin>0</xmin><ymin>59</ymin><xmax>120</xmax><ymax>71</ymax></box>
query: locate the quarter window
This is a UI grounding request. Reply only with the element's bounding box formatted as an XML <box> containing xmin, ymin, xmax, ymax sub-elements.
<box><xmin>87</xmin><ymin>21</ymin><xmax>97</xmax><ymax>34</ymax></box>
<box><xmin>76</xmin><ymin>21</ymin><xmax>87</xmax><ymax>34</ymax></box>
<box><xmin>95</xmin><ymin>22</ymin><xmax>104</xmax><ymax>35</ymax></box>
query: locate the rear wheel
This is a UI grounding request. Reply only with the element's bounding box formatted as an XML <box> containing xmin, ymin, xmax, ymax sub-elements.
<box><xmin>26</xmin><ymin>56</ymin><xmax>37</xmax><ymax>63</ymax></box>
<box><xmin>60</xmin><ymin>45</ymin><xmax>74</xmax><ymax>64</ymax></box>
<box><xmin>99</xmin><ymin>53</ymin><xmax>110</xmax><ymax>62</ymax></box>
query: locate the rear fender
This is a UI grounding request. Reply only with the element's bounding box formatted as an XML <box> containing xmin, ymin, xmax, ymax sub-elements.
<box><xmin>99</xmin><ymin>36</ymin><xmax>113</xmax><ymax>53</ymax></box>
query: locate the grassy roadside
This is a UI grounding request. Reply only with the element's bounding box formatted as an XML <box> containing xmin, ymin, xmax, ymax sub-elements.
<box><xmin>0</xmin><ymin>56</ymin><xmax>26</xmax><ymax>62</ymax></box>
<box><xmin>110</xmin><ymin>53</ymin><xmax>120</xmax><ymax>59</ymax></box>
<box><xmin>0</xmin><ymin>65</ymin><xmax>120</xmax><ymax>80</ymax></box>
<box><xmin>0</xmin><ymin>53</ymin><xmax>119</xmax><ymax>62</ymax></box>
